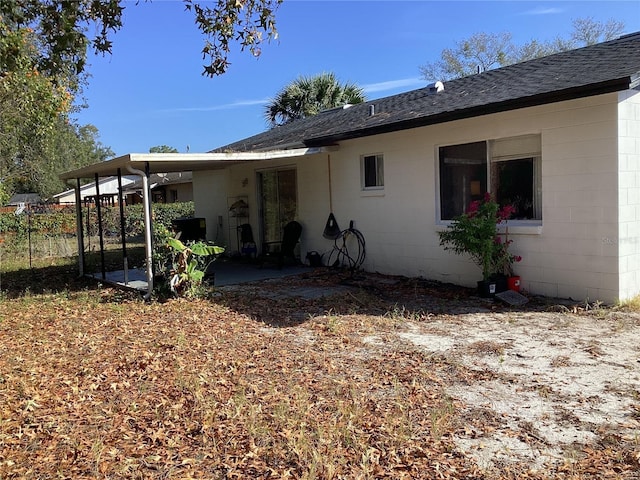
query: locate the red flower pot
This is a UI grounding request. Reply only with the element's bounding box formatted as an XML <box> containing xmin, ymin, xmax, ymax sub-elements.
<box><xmin>507</xmin><ymin>276</ymin><xmax>521</xmax><ymax>292</ymax></box>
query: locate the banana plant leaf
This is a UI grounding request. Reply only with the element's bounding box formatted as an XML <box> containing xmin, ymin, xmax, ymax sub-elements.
<box><xmin>191</xmin><ymin>243</ymin><xmax>224</xmax><ymax>256</ymax></box>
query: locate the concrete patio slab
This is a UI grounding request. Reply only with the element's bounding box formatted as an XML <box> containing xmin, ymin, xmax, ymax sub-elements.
<box><xmin>87</xmin><ymin>260</ymin><xmax>311</xmax><ymax>292</ymax></box>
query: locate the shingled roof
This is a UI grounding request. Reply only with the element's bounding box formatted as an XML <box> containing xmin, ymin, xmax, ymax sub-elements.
<box><xmin>214</xmin><ymin>32</ymin><xmax>640</xmax><ymax>153</ymax></box>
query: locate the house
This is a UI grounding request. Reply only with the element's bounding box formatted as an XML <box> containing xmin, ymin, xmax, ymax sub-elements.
<box><xmin>53</xmin><ymin>172</ymin><xmax>193</xmax><ymax>205</ymax></box>
<box><xmin>53</xmin><ymin>175</ymin><xmax>137</xmax><ymax>205</ymax></box>
<box><xmin>123</xmin><ymin>171</ymin><xmax>193</xmax><ymax>205</ymax></box>
<box><xmin>60</xmin><ymin>33</ymin><xmax>640</xmax><ymax>302</ymax></box>
<box><xmin>7</xmin><ymin>193</ymin><xmax>42</xmax><ymax>206</ymax></box>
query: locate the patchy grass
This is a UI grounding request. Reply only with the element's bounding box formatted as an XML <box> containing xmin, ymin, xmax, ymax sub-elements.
<box><xmin>616</xmin><ymin>294</ymin><xmax>640</xmax><ymax>312</ymax></box>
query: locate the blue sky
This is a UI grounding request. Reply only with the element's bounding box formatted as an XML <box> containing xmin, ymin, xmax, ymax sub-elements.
<box><xmin>74</xmin><ymin>0</ymin><xmax>640</xmax><ymax>157</ymax></box>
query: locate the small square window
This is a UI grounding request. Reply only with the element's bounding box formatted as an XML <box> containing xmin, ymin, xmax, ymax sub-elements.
<box><xmin>362</xmin><ymin>154</ymin><xmax>384</xmax><ymax>190</ymax></box>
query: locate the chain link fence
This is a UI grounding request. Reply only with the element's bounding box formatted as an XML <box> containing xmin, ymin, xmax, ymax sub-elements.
<box><xmin>0</xmin><ymin>202</ymin><xmax>195</xmax><ymax>271</ymax></box>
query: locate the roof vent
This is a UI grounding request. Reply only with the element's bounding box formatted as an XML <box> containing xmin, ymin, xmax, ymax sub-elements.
<box><xmin>368</xmin><ymin>104</ymin><xmax>375</xmax><ymax>116</ymax></box>
<box><xmin>319</xmin><ymin>103</ymin><xmax>354</xmax><ymax>115</ymax></box>
<box><xmin>427</xmin><ymin>81</ymin><xmax>445</xmax><ymax>94</ymax></box>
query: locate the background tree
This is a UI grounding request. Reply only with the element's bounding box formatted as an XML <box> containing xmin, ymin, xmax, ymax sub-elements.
<box><xmin>570</xmin><ymin>17</ymin><xmax>625</xmax><ymax>46</ymax></box>
<box><xmin>420</xmin><ymin>17</ymin><xmax>626</xmax><ymax>81</ymax></box>
<box><xmin>40</xmin><ymin>122</ymin><xmax>114</xmax><ymax>198</ymax></box>
<box><xmin>1</xmin><ymin>0</ymin><xmax>282</xmax><ymax>200</ymax></box>
<box><xmin>420</xmin><ymin>31</ymin><xmax>514</xmax><ymax>81</ymax></box>
<box><xmin>0</xmin><ymin>23</ymin><xmax>71</xmax><ymax>199</ymax></box>
<box><xmin>265</xmin><ymin>72</ymin><xmax>366</xmax><ymax>127</ymax></box>
<box><xmin>4</xmin><ymin>119</ymin><xmax>114</xmax><ymax>199</ymax></box>
<box><xmin>149</xmin><ymin>145</ymin><xmax>179</xmax><ymax>154</ymax></box>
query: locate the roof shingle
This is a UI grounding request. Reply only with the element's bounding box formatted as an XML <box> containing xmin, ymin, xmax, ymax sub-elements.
<box><xmin>214</xmin><ymin>32</ymin><xmax>640</xmax><ymax>152</ymax></box>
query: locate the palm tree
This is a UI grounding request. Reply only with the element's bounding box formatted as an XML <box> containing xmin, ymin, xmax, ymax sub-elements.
<box><xmin>265</xmin><ymin>72</ymin><xmax>366</xmax><ymax>127</ymax></box>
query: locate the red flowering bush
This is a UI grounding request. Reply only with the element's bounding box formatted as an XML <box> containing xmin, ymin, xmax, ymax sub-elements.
<box><xmin>439</xmin><ymin>193</ymin><xmax>521</xmax><ymax>281</ymax></box>
<box><xmin>493</xmin><ymin>232</ymin><xmax>522</xmax><ymax>277</ymax></box>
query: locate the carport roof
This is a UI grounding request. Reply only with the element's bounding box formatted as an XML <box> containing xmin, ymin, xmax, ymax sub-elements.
<box><xmin>59</xmin><ymin>147</ymin><xmax>331</xmax><ymax>180</ymax></box>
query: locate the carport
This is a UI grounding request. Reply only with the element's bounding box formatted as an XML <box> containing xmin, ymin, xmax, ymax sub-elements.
<box><xmin>59</xmin><ymin>148</ymin><xmax>327</xmax><ymax>298</ymax></box>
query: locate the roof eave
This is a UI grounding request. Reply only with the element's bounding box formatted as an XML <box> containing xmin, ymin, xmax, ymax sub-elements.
<box><xmin>305</xmin><ymin>76</ymin><xmax>634</xmax><ymax>147</ymax></box>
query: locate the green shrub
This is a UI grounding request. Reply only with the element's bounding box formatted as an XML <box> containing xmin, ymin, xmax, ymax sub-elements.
<box><xmin>0</xmin><ymin>202</ymin><xmax>195</xmax><ymax>239</ymax></box>
<box><xmin>0</xmin><ymin>202</ymin><xmax>196</xmax><ymax>261</ymax></box>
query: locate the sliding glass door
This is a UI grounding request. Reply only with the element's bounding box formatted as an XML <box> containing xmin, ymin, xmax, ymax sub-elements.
<box><xmin>257</xmin><ymin>168</ymin><xmax>297</xmax><ymax>247</ymax></box>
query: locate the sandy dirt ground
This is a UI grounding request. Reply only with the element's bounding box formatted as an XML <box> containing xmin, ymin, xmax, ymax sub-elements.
<box><xmin>392</xmin><ymin>309</ymin><xmax>640</xmax><ymax>473</ymax></box>
<box><xmin>231</xmin><ymin>270</ymin><xmax>640</xmax><ymax>476</ymax></box>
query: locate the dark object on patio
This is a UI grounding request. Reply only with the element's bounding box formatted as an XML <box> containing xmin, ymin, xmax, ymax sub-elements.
<box><xmin>306</xmin><ymin>250</ymin><xmax>323</xmax><ymax>267</ymax></box>
<box><xmin>325</xmin><ymin>220</ymin><xmax>366</xmax><ymax>274</ymax></box>
<box><xmin>238</xmin><ymin>223</ymin><xmax>257</xmax><ymax>258</ymax></box>
<box><xmin>172</xmin><ymin>217</ymin><xmax>206</xmax><ymax>242</ymax></box>
<box><xmin>261</xmin><ymin>221</ymin><xmax>302</xmax><ymax>269</ymax></box>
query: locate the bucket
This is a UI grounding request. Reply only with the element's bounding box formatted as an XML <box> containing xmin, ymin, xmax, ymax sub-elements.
<box><xmin>507</xmin><ymin>276</ymin><xmax>521</xmax><ymax>292</ymax></box>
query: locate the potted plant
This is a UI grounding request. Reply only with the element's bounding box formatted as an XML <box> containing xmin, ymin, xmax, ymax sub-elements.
<box><xmin>438</xmin><ymin>193</ymin><xmax>520</xmax><ymax>297</ymax></box>
<box><xmin>494</xmin><ymin>223</ymin><xmax>523</xmax><ymax>292</ymax></box>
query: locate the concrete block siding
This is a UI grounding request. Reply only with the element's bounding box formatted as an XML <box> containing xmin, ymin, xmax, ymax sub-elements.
<box><xmin>195</xmin><ymin>91</ymin><xmax>640</xmax><ymax>304</ymax></box>
<box><xmin>618</xmin><ymin>90</ymin><xmax>640</xmax><ymax>301</ymax></box>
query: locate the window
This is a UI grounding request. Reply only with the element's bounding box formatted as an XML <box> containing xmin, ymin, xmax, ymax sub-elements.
<box><xmin>439</xmin><ymin>141</ymin><xmax>487</xmax><ymax>220</ymax></box>
<box><xmin>361</xmin><ymin>154</ymin><xmax>384</xmax><ymax>190</ymax></box>
<box><xmin>438</xmin><ymin>135</ymin><xmax>541</xmax><ymax>221</ymax></box>
<box><xmin>489</xmin><ymin>135</ymin><xmax>541</xmax><ymax>221</ymax></box>
<box><xmin>152</xmin><ymin>191</ymin><xmax>165</xmax><ymax>203</ymax></box>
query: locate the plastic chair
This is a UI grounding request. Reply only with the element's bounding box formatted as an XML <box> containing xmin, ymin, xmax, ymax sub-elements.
<box><xmin>238</xmin><ymin>223</ymin><xmax>257</xmax><ymax>258</ymax></box>
<box><xmin>261</xmin><ymin>221</ymin><xmax>302</xmax><ymax>268</ymax></box>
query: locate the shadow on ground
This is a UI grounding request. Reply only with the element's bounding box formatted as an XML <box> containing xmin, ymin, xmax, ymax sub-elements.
<box><xmin>213</xmin><ymin>267</ymin><xmax>559</xmax><ymax>328</ymax></box>
<box><xmin>1</xmin><ymin>252</ymin><xmax>572</xmax><ymax>326</ymax></box>
<box><xmin>0</xmin><ymin>247</ymin><xmax>147</xmax><ymax>298</ymax></box>
<box><xmin>0</xmin><ymin>262</ymin><xmax>97</xmax><ymax>297</ymax></box>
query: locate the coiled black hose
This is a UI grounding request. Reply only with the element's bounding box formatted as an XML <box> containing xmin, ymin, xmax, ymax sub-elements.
<box><xmin>326</xmin><ymin>221</ymin><xmax>366</xmax><ymax>273</ymax></box>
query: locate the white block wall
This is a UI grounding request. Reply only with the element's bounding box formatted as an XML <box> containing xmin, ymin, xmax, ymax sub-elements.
<box><xmin>323</xmin><ymin>94</ymin><xmax>622</xmax><ymax>302</ymax></box>
<box><xmin>618</xmin><ymin>90</ymin><xmax>640</xmax><ymax>301</ymax></box>
<box><xmin>193</xmin><ymin>169</ymin><xmax>229</xmax><ymax>246</ymax></box>
<box><xmin>194</xmin><ymin>92</ymin><xmax>635</xmax><ymax>303</ymax></box>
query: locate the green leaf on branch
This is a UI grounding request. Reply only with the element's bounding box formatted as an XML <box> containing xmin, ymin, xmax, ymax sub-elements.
<box><xmin>167</xmin><ymin>237</ymin><xmax>187</xmax><ymax>252</ymax></box>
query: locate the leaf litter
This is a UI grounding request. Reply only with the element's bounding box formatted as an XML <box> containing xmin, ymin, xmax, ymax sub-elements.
<box><xmin>0</xmin><ymin>268</ymin><xmax>639</xmax><ymax>479</ymax></box>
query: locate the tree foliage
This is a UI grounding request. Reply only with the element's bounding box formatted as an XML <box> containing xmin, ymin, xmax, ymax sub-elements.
<box><xmin>149</xmin><ymin>145</ymin><xmax>179</xmax><ymax>154</ymax></box>
<box><xmin>0</xmin><ymin>22</ymin><xmax>74</xmax><ymax>199</ymax></box>
<box><xmin>2</xmin><ymin>117</ymin><xmax>114</xmax><ymax>200</ymax></box>
<box><xmin>41</xmin><ymin>121</ymin><xmax>114</xmax><ymax>197</ymax></box>
<box><xmin>420</xmin><ymin>17</ymin><xmax>626</xmax><ymax>81</ymax></box>
<box><xmin>1</xmin><ymin>0</ymin><xmax>282</xmax><ymax>201</ymax></box>
<box><xmin>0</xmin><ymin>16</ymin><xmax>113</xmax><ymax>199</ymax></box>
<box><xmin>265</xmin><ymin>72</ymin><xmax>366</xmax><ymax>127</ymax></box>
<box><xmin>0</xmin><ymin>0</ymin><xmax>125</xmax><ymax>93</ymax></box>
<box><xmin>2</xmin><ymin>0</ymin><xmax>281</xmax><ymax>80</ymax></box>
<box><xmin>185</xmin><ymin>0</ymin><xmax>282</xmax><ymax>77</ymax></box>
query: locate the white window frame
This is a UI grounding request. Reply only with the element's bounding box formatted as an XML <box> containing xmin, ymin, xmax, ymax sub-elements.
<box><xmin>437</xmin><ymin>134</ymin><xmax>542</xmax><ymax>226</ymax></box>
<box><xmin>489</xmin><ymin>135</ymin><xmax>542</xmax><ymax>225</ymax></box>
<box><xmin>361</xmin><ymin>153</ymin><xmax>384</xmax><ymax>191</ymax></box>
